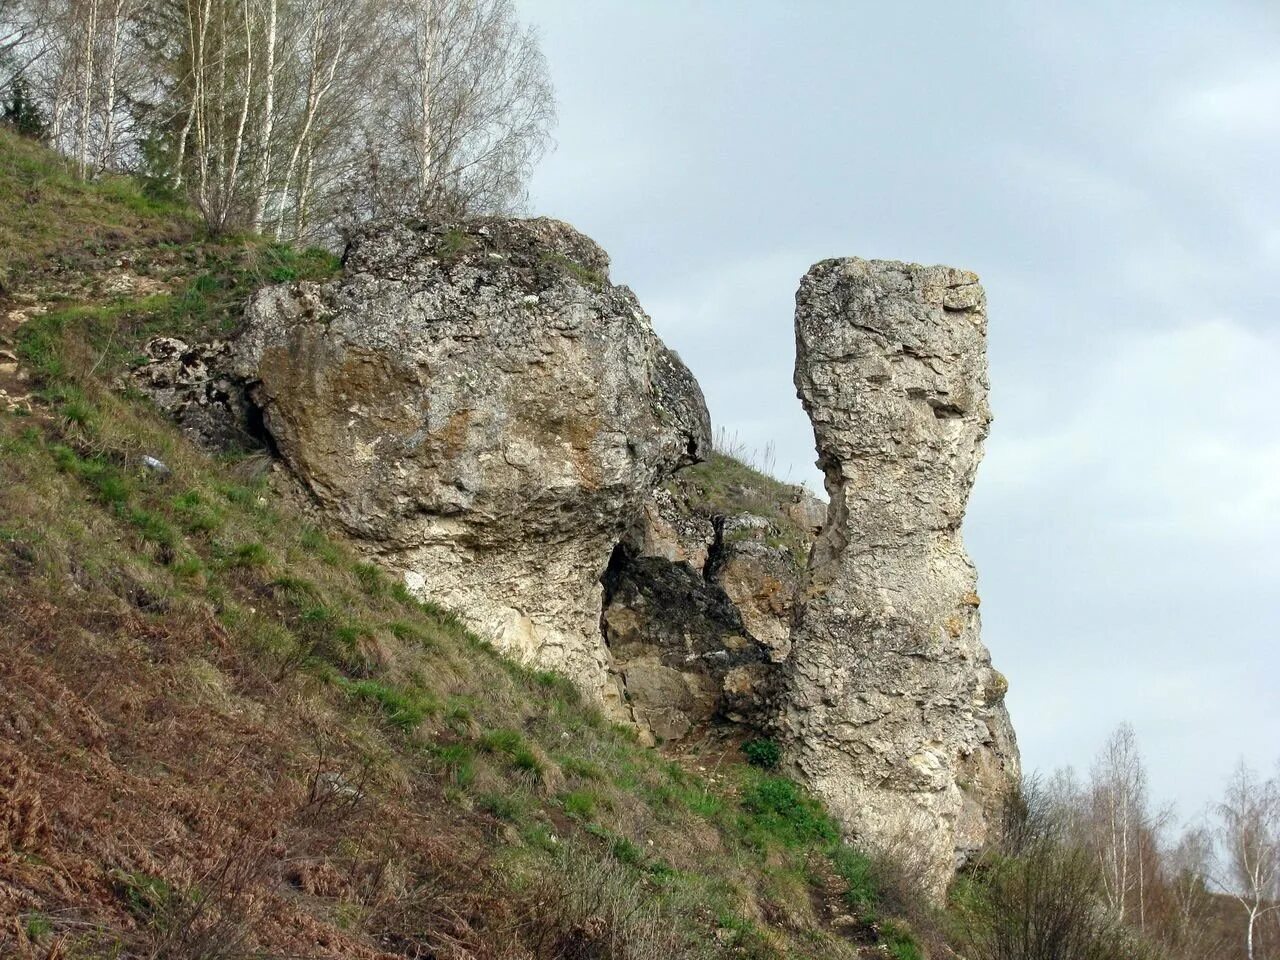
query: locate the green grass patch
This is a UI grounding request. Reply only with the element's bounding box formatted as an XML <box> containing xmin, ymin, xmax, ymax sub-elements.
<box><xmin>340</xmin><ymin>678</ymin><xmax>435</xmax><ymax>731</ymax></box>
<box><xmin>560</xmin><ymin>790</ymin><xmax>597</xmax><ymax>821</ymax></box>
<box><xmin>540</xmin><ymin>251</ymin><xmax>605</xmax><ymax>288</ymax></box>
<box><xmin>23</xmin><ymin>914</ymin><xmax>53</xmax><ymax>939</ymax></box>
<box><xmin>738</xmin><ymin>774</ymin><xmax>838</xmax><ymax>849</ymax></box>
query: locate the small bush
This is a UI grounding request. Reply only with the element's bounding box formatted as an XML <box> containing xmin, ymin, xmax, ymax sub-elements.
<box><xmin>742</xmin><ymin>738</ymin><xmax>781</xmax><ymax>769</ymax></box>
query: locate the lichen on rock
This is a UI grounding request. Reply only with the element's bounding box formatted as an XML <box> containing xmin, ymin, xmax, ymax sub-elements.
<box><xmin>782</xmin><ymin>257</ymin><xmax>1019</xmax><ymax>897</ymax></box>
<box><xmin>232</xmin><ymin>218</ymin><xmax>711</xmax><ymax>718</ymax></box>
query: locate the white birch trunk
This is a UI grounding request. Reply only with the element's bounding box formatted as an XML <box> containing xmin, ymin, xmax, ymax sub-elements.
<box><xmin>417</xmin><ymin>0</ymin><xmax>439</xmax><ymax>201</ymax></box>
<box><xmin>249</xmin><ymin>0</ymin><xmax>275</xmax><ymax>233</ymax></box>
<box><xmin>219</xmin><ymin>0</ymin><xmax>253</xmax><ymax>230</ymax></box>
<box><xmin>97</xmin><ymin>0</ymin><xmax>129</xmax><ymax>173</ymax></box>
<box><xmin>75</xmin><ymin>0</ymin><xmax>101</xmax><ymax>178</ymax></box>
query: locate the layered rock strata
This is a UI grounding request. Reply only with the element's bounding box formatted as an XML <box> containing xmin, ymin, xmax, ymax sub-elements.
<box><xmin>232</xmin><ymin>219</ymin><xmax>711</xmax><ymax>717</ymax></box>
<box><xmin>782</xmin><ymin>258</ymin><xmax>1018</xmax><ymax>896</ymax></box>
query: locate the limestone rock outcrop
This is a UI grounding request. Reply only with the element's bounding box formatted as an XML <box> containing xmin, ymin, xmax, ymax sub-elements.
<box><xmin>600</xmin><ymin>545</ymin><xmax>773</xmax><ymax>743</ymax></box>
<box><xmin>782</xmin><ymin>257</ymin><xmax>1018</xmax><ymax>896</ymax></box>
<box><xmin>232</xmin><ymin>219</ymin><xmax>711</xmax><ymax>717</ymax></box>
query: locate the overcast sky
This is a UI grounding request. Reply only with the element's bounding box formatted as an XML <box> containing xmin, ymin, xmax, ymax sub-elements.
<box><xmin>519</xmin><ymin>0</ymin><xmax>1279</xmax><ymax>821</ymax></box>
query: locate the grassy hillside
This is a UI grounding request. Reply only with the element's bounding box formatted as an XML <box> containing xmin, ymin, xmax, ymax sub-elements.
<box><xmin>0</xmin><ymin>128</ymin><xmax>924</xmax><ymax>960</ymax></box>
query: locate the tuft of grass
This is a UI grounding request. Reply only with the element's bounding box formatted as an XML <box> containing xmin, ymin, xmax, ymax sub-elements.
<box><xmin>300</xmin><ymin>525</ymin><xmax>342</xmax><ymax>565</ymax></box>
<box><xmin>830</xmin><ymin>845</ymin><xmax>879</xmax><ymax>915</ymax></box>
<box><xmin>539</xmin><ymin>251</ymin><xmax>605</xmax><ymax>288</ymax></box>
<box><xmin>433</xmin><ymin>743</ymin><xmax>476</xmax><ymax>786</ymax></box>
<box><xmin>609</xmin><ymin>835</ymin><xmax>644</xmax><ymax>865</ymax></box>
<box><xmin>340</xmin><ymin>678</ymin><xmax>435</xmax><ymax>731</ymax></box>
<box><xmin>880</xmin><ymin>920</ymin><xmax>923</xmax><ymax>960</ymax></box>
<box><xmin>114</xmin><ymin>869</ymin><xmax>179</xmax><ymax>924</ymax></box>
<box><xmin>352</xmin><ymin>561</ymin><xmax>386</xmax><ymax>596</ymax></box>
<box><xmin>479</xmin><ymin>728</ymin><xmax>543</xmax><ymax>775</ymax></box>
<box><xmin>24</xmin><ymin>914</ymin><xmax>53</xmax><ymax>939</ymax></box>
<box><xmin>560</xmin><ymin>756</ymin><xmax>604</xmax><ymax>781</ymax></box>
<box><xmin>477</xmin><ymin>792</ymin><xmax>524</xmax><ymax>822</ymax></box>
<box><xmin>560</xmin><ymin>790</ymin><xmax>597</xmax><ymax>821</ymax></box>
<box><xmin>229</xmin><ymin>541</ymin><xmax>270</xmax><ymax>567</ymax></box>
<box><xmin>174</xmin><ymin>490</ymin><xmax>224</xmax><ymax>533</ymax></box>
<box><xmin>437</xmin><ymin>228</ymin><xmax>475</xmax><ymax>258</ymax></box>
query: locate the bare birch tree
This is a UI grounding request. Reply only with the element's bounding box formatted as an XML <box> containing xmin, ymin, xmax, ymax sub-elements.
<box><xmin>1210</xmin><ymin>762</ymin><xmax>1280</xmax><ymax>960</ymax></box>
<box><xmin>1087</xmin><ymin>722</ymin><xmax>1165</xmax><ymax>928</ymax></box>
<box><xmin>271</xmin><ymin>0</ymin><xmax>366</xmax><ymax>239</ymax></box>
<box><xmin>7</xmin><ymin>0</ymin><xmax>555</xmax><ymax>234</ymax></box>
<box><xmin>358</xmin><ymin>0</ymin><xmax>554</xmax><ymax>219</ymax></box>
<box><xmin>1</xmin><ymin>0</ymin><xmax>45</xmax><ymax>91</ymax></box>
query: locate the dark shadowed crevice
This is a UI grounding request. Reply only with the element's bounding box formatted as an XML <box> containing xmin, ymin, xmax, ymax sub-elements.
<box><xmin>242</xmin><ymin>394</ymin><xmax>282</xmax><ymax>458</ymax></box>
<box><xmin>599</xmin><ymin>540</ymin><xmax>630</xmax><ymax>645</ymax></box>
<box><xmin>701</xmin><ymin>514</ymin><xmax>728</xmax><ymax>583</ymax></box>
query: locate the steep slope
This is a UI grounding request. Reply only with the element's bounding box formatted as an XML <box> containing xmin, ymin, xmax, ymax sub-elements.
<box><xmin>0</xmin><ymin>129</ymin><xmax>928</xmax><ymax>960</ymax></box>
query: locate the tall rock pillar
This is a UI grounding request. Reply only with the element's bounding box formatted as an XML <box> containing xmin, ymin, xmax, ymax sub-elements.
<box><xmin>783</xmin><ymin>257</ymin><xmax>1018</xmax><ymax>897</ymax></box>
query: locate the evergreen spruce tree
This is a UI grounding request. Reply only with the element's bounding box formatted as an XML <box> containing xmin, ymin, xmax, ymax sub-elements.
<box><xmin>3</xmin><ymin>77</ymin><xmax>45</xmax><ymax>139</ymax></box>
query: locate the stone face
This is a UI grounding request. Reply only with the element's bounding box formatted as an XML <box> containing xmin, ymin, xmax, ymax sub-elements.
<box><xmin>232</xmin><ymin>218</ymin><xmax>711</xmax><ymax>716</ymax></box>
<box><xmin>710</xmin><ymin>513</ymin><xmax>808</xmax><ymax>663</ymax></box>
<box><xmin>128</xmin><ymin>337</ymin><xmax>251</xmax><ymax>449</ymax></box>
<box><xmin>600</xmin><ymin>471</ymin><xmax>825</xmax><ymax>743</ymax></box>
<box><xmin>600</xmin><ymin>546</ymin><xmax>774</xmax><ymax>743</ymax></box>
<box><xmin>634</xmin><ymin>486</ymin><xmax>716</xmax><ymax>571</ymax></box>
<box><xmin>782</xmin><ymin>257</ymin><xmax>1018</xmax><ymax>897</ymax></box>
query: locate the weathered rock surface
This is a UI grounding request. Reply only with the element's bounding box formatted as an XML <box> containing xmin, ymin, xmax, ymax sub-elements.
<box><xmin>128</xmin><ymin>337</ymin><xmax>252</xmax><ymax>448</ymax></box>
<box><xmin>600</xmin><ymin>545</ymin><xmax>773</xmax><ymax>744</ymax></box>
<box><xmin>597</xmin><ymin>464</ymin><xmax>826</xmax><ymax>743</ymax></box>
<box><xmin>782</xmin><ymin>257</ymin><xmax>1018</xmax><ymax>897</ymax></box>
<box><xmin>232</xmin><ymin>219</ymin><xmax>711</xmax><ymax>717</ymax></box>
<box><xmin>711</xmin><ymin>512</ymin><xmax>807</xmax><ymax>663</ymax></box>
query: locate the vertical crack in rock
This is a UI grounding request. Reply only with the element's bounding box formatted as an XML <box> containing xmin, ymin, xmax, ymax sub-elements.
<box><xmin>231</xmin><ymin>218</ymin><xmax>711</xmax><ymax>720</ymax></box>
<box><xmin>783</xmin><ymin>257</ymin><xmax>1019</xmax><ymax>898</ymax></box>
